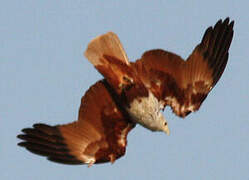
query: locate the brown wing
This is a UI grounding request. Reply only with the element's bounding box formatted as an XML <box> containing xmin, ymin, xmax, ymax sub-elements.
<box><xmin>134</xmin><ymin>18</ymin><xmax>234</xmax><ymax>117</ymax></box>
<box><xmin>17</xmin><ymin>80</ymin><xmax>135</xmax><ymax>166</ymax></box>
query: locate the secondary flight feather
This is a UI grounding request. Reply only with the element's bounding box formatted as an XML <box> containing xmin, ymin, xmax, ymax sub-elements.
<box><xmin>18</xmin><ymin>18</ymin><xmax>234</xmax><ymax>166</ymax></box>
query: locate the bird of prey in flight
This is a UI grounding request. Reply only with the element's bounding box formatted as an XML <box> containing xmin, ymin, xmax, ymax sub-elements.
<box><xmin>17</xmin><ymin>18</ymin><xmax>234</xmax><ymax>167</ymax></box>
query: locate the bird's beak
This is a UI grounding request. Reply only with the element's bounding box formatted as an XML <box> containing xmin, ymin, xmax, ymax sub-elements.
<box><xmin>159</xmin><ymin>113</ymin><xmax>170</xmax><ymax>135</ymax></box>
<box><xmin>163</xmin><ymin>125</ymin><xmax>170</xmax><ymax>136</ymax></box>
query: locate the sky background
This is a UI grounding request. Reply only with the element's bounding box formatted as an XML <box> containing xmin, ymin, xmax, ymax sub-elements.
<box><xmin>1</xmin><ymin>1</ymin><xmax>249</xmax><ymax>180</ymax></box>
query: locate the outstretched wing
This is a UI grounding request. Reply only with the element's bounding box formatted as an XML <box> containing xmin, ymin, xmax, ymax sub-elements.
<box><xmin>134</xmin><ymin>18</ymin><xmax>234</xmax><ymax>117</ymax></box>
<box><xmin>17</xmin><ymin>80</ymin><xmax>135</xmax><ymax>166</ymax></box>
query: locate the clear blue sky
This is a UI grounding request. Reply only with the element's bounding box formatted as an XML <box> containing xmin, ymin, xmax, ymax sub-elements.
<box><xmin>1</xmin><ymin>1</ymin><xmax>249</xmax><ymax>179</ymax></box>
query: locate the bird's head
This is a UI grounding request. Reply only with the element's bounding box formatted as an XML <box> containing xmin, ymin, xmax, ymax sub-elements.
<box><xmin>156</xmin><ymin>112</ymin><xmax>170</xmax><ymax>135</ymax></box>
<box><xmin>127</xmin><ymin>91</ymin><xmax>170</xmax><ymax>135</ymax></box>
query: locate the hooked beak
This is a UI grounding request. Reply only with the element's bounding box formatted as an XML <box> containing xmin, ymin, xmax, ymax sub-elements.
<box><xmin>159</xmin><ymin>112</ymin><xmax>170</xmax><ymax>135</ymax></box>
<box><xmin>163</xmin><ymin>125</ymin><xmax>170</xmax><ymax>136</ymax></box>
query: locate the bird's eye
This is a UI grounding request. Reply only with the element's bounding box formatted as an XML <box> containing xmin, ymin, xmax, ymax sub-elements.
<box><xmin>164</xmin><ymin>122</ymin><xmax>167</xmax><ymax>126</ymax></box>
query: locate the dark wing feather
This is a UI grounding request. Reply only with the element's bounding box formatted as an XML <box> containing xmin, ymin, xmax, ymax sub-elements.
<box><xmin>17</xmin><ymin>80</ymin><xmax>135</xmax><ymax>166</ymax></box>
<box><xmin>134</xmin><ymin>18</ymin><xmax>234</xmax><ymax>117</ymax></box>
<box><xmin>18</xmin><ymin>124</ymin><xmax>81</xmax><ymax>165</ymax></box>
<box><xmin>186</xmin><ymin>17</ymin><xmax>234</xmax><ymax>87</ymax></box>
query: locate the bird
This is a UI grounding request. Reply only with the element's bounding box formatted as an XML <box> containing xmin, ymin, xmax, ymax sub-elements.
<box><xmin>17</xmin><ymin>18</ymin><xmax>234</xmax><ymax>167</ymax></box>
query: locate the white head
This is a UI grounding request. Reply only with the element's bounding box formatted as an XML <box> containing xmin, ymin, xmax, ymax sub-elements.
<box><xmin>127</xmin><ymin>91</ymin><xmax>170</xmax><ymax>135</ymax></box>
<box><xmin>155</xmin><ymin>112</ymin><xmax>170</xmax><ymax>135</ymax></box>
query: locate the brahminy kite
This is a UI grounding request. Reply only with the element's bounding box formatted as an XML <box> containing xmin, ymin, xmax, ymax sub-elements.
<box><xmin>17</xmin><ymin>18</ymin><xmax>234</xmax><ymax>166</ymax></box>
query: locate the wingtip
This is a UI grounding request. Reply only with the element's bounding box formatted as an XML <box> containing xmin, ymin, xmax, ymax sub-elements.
<box><xmin>223</xmin><ymin>17</ymin><xmax>230</xmax><ymax>23</ymax></box>
<box><xmin>17</xmin><ymin>134</ymin><xmax>25</xmax><ymax>140</ymax></box>
<box><xmin>214</xmin><ymin>17</ymin><xmax>234</xmax><ymax>29</ymax></box>
<box><xmin>223</xmin><ymin>17</ymin><xmax>235</xmax><ymax>27</ymax></box>
<box><xmin>17</xmin><ymin>141</ymin><xmax>27</xmax><ymax>147</ymax></box>
<box><xmin>21</xmin><ymin>128</ymin><xmax>32</xmax><ymax>133</ymax></box>
<box><xmin>215</xmin><ymin>19</ymin><xmax>222</xmax><ymax>26</ymax></box>
<box><xmin>229</xmin><ymin>20</ymin><xmax>235</xmax><ymax>29</ymax></box>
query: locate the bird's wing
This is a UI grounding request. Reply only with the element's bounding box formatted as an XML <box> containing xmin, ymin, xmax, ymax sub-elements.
<box><xmin>17</xmin><ymin>80</ymin><xmax>135</xmax><ymax>166</ymax></box>
<box><xmin>134</xmin><ymin>18</ymin><xmax>234</xmax><ymax>117</ymax></box>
